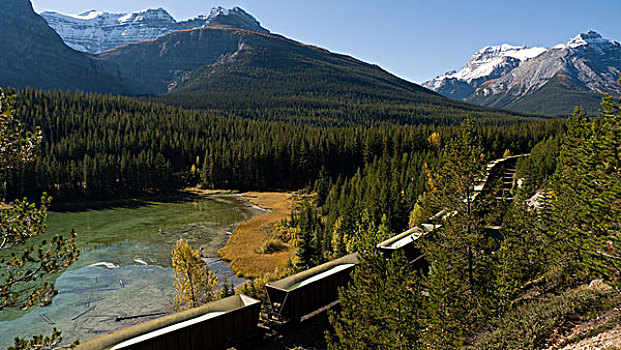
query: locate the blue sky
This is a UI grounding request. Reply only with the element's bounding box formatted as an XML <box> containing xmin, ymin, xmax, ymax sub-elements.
<box><xmin>30</xmin><ymin>0</ymin><xmax>621</xmax><ymax>83</ymax></box>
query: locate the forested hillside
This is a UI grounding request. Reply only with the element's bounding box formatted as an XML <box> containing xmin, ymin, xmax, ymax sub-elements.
<box><xmin>152</xmin><ymin>32</ymin><xmax>534</xmax><ymax>125</ymax></box>
<box><xmin>3</xmin><ymin>89</ymin><xmax>559</xmax><ymax>205</ymax></box>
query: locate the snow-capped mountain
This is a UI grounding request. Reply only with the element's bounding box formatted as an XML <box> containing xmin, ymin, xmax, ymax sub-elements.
<box><xmin>424</xmin><ymin>44</ymin><xmax>546</xmax><ymax>100</ymax></box>
<box><xmin>424</xmin><ymin>31</ymin><xmax>621</xmax><ymax>115</ymax></box>
<box><xmin>40</xmin><ymin>6</ymin><xmax>268</xmax><ymax>54</ymax></box>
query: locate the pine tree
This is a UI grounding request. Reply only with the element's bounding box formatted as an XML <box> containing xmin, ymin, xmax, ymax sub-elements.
<box><xmin>0</xmin><ymin>89</ymin><xmax>80</xmax><ymax>310</ymax></box>
<box><xmin>421</xmin><ymin>243</ymin><xmax>468</xmax><ymax>349</ymax></box>
<box><xmin>491</xmin><ymin>187</ymin><xmax>548</xmax><ymax>315</ymax></box>
<box><xmin>420</xmin><ymin>119</ymin><xmax>495</xmax><ymax>340</ymax></box>
<box><xmin>424</xmin><ymin>119</ymin><xmax>487</xmax><ymax>294</ymax></box>
<box><xmin>549</xmin><ymin>82</ymin><xmax>621</xmax><ymax>284</ymax></box>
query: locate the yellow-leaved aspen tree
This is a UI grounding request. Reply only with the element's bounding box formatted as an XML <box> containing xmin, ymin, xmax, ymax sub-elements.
<box><xmin>428</xmin><ymin>132</ymin><xmax>442</xmax><ymax>150</ymax></box>
<box><xmin>172</xmin><ymin>239</ymin><xmax>218</xmax><ymax>311</ymax></box>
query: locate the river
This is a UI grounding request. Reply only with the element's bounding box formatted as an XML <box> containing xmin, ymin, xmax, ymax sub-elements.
<box><xmin>0</xmin><ymin>195</ymin><xmax>264</xmax><ymax>348</ymax></box>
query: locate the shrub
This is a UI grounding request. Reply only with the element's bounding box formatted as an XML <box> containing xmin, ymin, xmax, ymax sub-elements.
<box><xmin>259</xmin><ymin>238</ymin><xmax>288</xmax><ymax>254</ymax></box>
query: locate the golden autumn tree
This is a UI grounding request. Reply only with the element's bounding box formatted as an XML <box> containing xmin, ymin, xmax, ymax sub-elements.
<box><xmin>172</xmin><ymin>239</ymin><xmax>218</xmax><ymax>311</ymax></box>
<box><xmin>428</xmin><ymin>132</ymin><xmax>442</xmax><ymax>150</ymax></box>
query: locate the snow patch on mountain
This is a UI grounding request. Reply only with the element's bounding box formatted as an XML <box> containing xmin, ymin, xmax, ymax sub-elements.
<box><xmin>565</xmin><ymin>30</ymin><xmax>615</xmax><ymax>49</ymax></box>
<box><xmin>207</xmin><ymin>7</ymin><xmax>231</xmax><ymax>21</ymax></box>
<box><xmin>40</xmin><ymin>6</ymin><xmax>267</xmax><ymax>54</ymax></box>
<box><xmin>63</xmin><ymin>10</ymin><xmax>104</xmax><ymax>20</ymax></box>
<box><xmin>425</xmin><ymin>44</ymin><xmax>546</xmax><ymax>89</ymax></box>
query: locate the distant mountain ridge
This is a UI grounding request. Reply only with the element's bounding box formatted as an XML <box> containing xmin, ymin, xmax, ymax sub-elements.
<box><xmin>425</xmin><ymin>31</ymin><xmax>621</xmax><ymax>115</ymax></box>
<box><xmin>40</xmin><ymin>6</ymin><xmax>268</xmax><ymax>54</ymax></box>
<box><xmin>1</xmin><ymin>0</ymin><xmax>528</xmax><ymax>125</ymax></box>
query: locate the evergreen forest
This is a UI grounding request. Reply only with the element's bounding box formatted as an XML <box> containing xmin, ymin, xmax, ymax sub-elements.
<box><xmin>1</xmin><ymin>75</ymin><xmax>619</xmax><ymax>349</ymax></box>
<box><xmin>3</xmin><ymin>88</ymin><xmax>559</xmax><ymax>205</ymax></box>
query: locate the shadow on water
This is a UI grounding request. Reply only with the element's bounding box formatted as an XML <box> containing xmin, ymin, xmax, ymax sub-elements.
<box><xmin>49</xmin><ymin>192</ymin><xmax>216</xmax><ymax>212</ymax></box>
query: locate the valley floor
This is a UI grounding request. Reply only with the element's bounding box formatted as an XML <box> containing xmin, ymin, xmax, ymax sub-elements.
<box><xmin>218</xmin><ymin>191</ymin><xmax>297</xmax><ymax>278</ymax></box>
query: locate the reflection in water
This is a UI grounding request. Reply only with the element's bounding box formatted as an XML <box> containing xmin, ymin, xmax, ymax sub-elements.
<box><xmin>0</xmin><ymin>195</ymin><xmax>263</xmax><ymax>348</ymax></box>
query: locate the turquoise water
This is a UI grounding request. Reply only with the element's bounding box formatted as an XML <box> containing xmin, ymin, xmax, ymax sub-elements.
<box><xmin>0</xmin><ymin>195</ymin><xmax>263</xmax><ymax>348</ymax></box>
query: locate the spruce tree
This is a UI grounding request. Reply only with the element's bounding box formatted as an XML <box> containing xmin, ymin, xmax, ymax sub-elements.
<box><xmin>420</xmin><ymin>119</ymin><xmax>495</xmax><ymax>341</ymax></box>
<box><xmin>549</xmin><ymin>82</ymin><xmax>621</xmax><ymax>284</ymax></box>
<box><xmin>327</xmin><ymin>237</ymin><xmax>423</xmax><ymax>349</ymax></box>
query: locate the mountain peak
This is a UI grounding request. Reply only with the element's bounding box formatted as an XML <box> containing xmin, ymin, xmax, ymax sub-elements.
<box><xmin>76</xmin><ymin>10</ymin><xmax>100</xmax><ymax>17</ymax></box>
<box><xmin>118</xmin><ymin>7</ymin><xmax>176</xmax><ymax>24</ymax></box>
<box><xmin>205</xmin><ymin>6</ymin><xmax>266</xmax><ymax>33</ymax></box>
<box><xmin>477</xmin><ymin>44</ymin><xmax>522</xmax><ymax>54</ymax></box>
<box><xmin>42</xmin><ymin>8</ymin><xmax>176</xmax><ymax>23</ymax></box>
<box><xmin>207</xmin><ymin>6</ymin><xmax>230</xmax><ymax>20</ymax></box>
<box><xmin>472</xmin><ymin>44</ymin><xmax>546</xmax><ymax>62</ymax></box>
<box><xmin>424</xmin><ymin>43</ymin><xmax>547</xmax><ymax>89</ymax></box>
<box><xmin>424</xmin><ymin>30</ymin><xmax>621</xmax><ymax>116</ymax></box>
<box><xmin>566</xmin><ymin>30</ymin><xmax>607</xmax><ymax>48</ymax></box>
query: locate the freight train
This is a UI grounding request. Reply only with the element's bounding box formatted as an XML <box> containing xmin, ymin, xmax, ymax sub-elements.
<box><xmin>76</xmin><ymin>155</ymin><xmax>523</xmax><ymax>350</ymax></box>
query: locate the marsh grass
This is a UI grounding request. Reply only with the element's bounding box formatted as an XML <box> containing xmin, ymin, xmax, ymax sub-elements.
<box><xmin>218</xmin><ymin>192</ymin><xmax>296</xmax><ymax>278</ymax></box>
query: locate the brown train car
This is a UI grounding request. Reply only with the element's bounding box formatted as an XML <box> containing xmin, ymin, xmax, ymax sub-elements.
<box><xmin>265</xmin><ymin>253</ymin><xmax>358</xmax><ymax>323</ymax></box>
<box><xmin>376</xmin><ymin>224</ymin><xmax>439</xmax><ymax>271</ymax></box>
<box><xmin>76</xmin><ymin>294</ymin><xmax>260</xmax><ymax>350</ymax></box>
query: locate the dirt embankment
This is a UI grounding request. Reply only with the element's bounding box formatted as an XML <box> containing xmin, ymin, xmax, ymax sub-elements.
<box><xmin>218</xmin><ymin>192</ymin><xmax>296</xmax><ymax>278</ymax></box>
<box><xmin>547</xmin><ymin>304</ymin><xmax>621</xmax><ymax>350</ymax></box>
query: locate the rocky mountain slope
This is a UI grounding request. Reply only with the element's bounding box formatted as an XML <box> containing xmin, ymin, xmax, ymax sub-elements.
<box><xmin>0</xmin><ymin>0</ymin><xmax>122</xmax><ymax>92</ymax></box>
<box><xmin>424</xmin><ymin>44</ymin><xmax>547</xmax><ymax>101</ymax></box>
<box><xmin>98</xmin><ymin>25</ymin><xmax>444</xmax><ymax>102</ymax></box>
<box><xmin>425</xmin><ymin>31</ymin><xmax>621</xmax><ymax>115</ymax></box>
<box><xmin>40</xmin><ymin>6</ymin><xmax>268</xmax><ymax>54</ymax></box>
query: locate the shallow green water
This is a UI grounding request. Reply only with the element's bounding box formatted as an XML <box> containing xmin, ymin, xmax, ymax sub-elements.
<box><xmin>0</xmin><ymin>195</ymin><xmax>263</xmax><ymax>348</ymax></box>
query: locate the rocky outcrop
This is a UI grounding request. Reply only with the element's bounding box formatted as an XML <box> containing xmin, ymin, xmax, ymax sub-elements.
<box><xmin>96</xmin><ymin>27</ymin><xmax>246</xmax><ymax>94</ymax></box>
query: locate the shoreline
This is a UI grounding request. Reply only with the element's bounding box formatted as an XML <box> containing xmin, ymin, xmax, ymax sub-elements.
<box><xmin>218</xmin><ymin>192</ymin><xmax>296</xmax><ymax>278</ymax></box>
<box><xmin>48</xmin><ymin>192</ymin><xmax>200</xmax><ymax>212</ymax></box>
<box><xmin>42</xmin><ymin>189</ymin><xmax>294</xmax><ymax>279</ymax></box>
<box><xmin>47</xmin><ymin>188</ymin><xmax>244</xmax><ymax>212</ymax></box>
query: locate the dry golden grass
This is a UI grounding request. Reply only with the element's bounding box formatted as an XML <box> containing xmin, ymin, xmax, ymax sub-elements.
<box><xmin>218</xmin><ymin>192</ymin><xmax>296</xmax><ymax>278</ymax></box>
<box><xmin>182</xmin><ymin>187</ymin><xmax>239</xmax><ymax>196</ymax></box>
